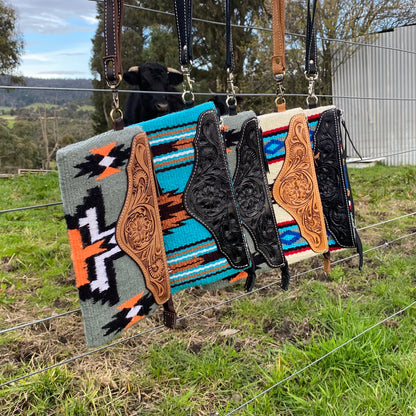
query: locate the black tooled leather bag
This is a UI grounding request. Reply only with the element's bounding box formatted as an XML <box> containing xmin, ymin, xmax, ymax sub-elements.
<box><xmin>204</xmin><ymin>0</ymin><xmax>289</xmax><ymax>292</ymax></box>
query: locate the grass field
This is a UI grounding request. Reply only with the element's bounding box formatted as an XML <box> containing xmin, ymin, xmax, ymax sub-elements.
<box><xmin>0</xmin><ymin>165</ymin><xmax>415</xmax><ymax>416</ymax></box>
<box><xmin>0</xmin><ymin>115</ymin><xmax>16</xmax><ymax>129</ymax></box>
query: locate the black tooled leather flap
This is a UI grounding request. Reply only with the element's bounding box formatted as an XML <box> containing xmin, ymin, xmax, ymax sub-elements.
<box><xmin>184</xmin><ymin>110</ymin><xmax>251</xmax><ymax>269</ymax></box>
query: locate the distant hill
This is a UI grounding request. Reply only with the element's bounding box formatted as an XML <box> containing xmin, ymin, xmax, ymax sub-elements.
<box><xmin>0</xmin><ymin>77</ymin><xmax>93</xmax><ymax>108</ymax></box>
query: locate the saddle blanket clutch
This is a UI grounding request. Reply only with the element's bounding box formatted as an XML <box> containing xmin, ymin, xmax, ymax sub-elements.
<box><xmin>57</xmin><ymin>101</ymin><xmax>252</xmax><ymax>347</ymax></box>
<box><xmin>258</xmin><ymin>108</ymin><xmax>330</xmax><ymax>265</ymax></box>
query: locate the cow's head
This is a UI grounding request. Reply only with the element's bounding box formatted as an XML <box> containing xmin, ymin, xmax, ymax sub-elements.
<box><xmin>123</xmin><ymin>63</ymin><xmax>184</xmax><ymax>125</ymax></box>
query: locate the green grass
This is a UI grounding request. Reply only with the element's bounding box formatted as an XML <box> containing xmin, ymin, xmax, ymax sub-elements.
<box><xmin>0</xmin><ymin>173</ymin><xmax>76</xmax><ymax>312</ymax></box>
<box><xmin>0</xmin><ymin>115</ymin><xmax>16</xmax><ymax>129</ymax></box>
<box><xmin>0</xmin><ymin>165</ymin><xmax>415</xmax><ymax>415</ymax></box>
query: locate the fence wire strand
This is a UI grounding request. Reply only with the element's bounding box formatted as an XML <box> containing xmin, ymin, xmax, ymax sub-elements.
<box><xmin>1</xmin><ymin>84</ymin><xmax>416</xmax><ymax>103</ymax></box>
<box><xmin>0</xmin><ymin>212</ymin><xmax>414</xmax><ymax>336</ymax></box>
<box><xmin>0</xmin><ymin>202</ymin><xmax>63</xmax><ymax>214</ymax></box>
<box><xmin>0</xmin><ymin>309</ymin><xmax>81</xmax><ymax>336</ymax></box>
<box><xmin>0</xmin><ymin>230</ymin><xmax>415</xmax><ymax>389</ymax></box>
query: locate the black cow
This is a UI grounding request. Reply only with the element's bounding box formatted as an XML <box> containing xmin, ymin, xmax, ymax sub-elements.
<box><xmin>123</xmin><ymin>63</ymin><xmax>184</xmax><ymax>126</ymax></box>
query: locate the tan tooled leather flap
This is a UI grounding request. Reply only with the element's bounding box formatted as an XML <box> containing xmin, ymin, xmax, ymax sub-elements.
<box><xmin>272</xmin><ymin>113</ymin><xmax>329</xmax><ymax>253</ymax></box>
<box><xmin>116</xmin><ymin>132</ymin><xmax>170</xmax><ymax>305</ymax></box>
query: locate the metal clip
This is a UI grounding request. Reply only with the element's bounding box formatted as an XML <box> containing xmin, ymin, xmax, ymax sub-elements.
<box><xmin>181</xmin><ymin>64</ymin><xmax>195</xmax><ymax>105</ymax></box>
<box><xmin>226</xmin><ymin>69</ymin><xmax>237</xmax><ymax>108</ymax></box>
<box><xmin>305</xmin><ymin>72</ymin><xmax>318</xmax><ymax>107</ymax></box>
<box><xmin>107</xmin><ymin>74</ymin><xmax>123</xmax><ymax>123</ymax></box>
<box><xmin>274</xmin><ymin>74</ymin><xmax>286</xmax><ymax>108</ymax></box>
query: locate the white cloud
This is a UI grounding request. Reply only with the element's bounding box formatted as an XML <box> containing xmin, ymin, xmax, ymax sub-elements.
<box><xmin>28</xmin><ymin>13</ymin><xmax>69</xmax><ymax>33</ymax></box>
<box><xmin>23</xmin><ymin>53</ymin><xmax>51</xmax><ymax>62</ymax></box>
<box><xmin>13</xmin><ymin>1</ymin><xmax>97</xmax><ymax>34</ymax></box>
<box><xmin>21</xmin><ymin>43</ymin><xmax>93</xmax><ymax>79</ymax></box>
<box><xmin>81</xmin><ymin>15</ymin><xmax>99</xmax><ymax>26</ymax></box>
<box><xmin>11</xmin><ymin>2</ymin><xmax>99</xmax><ymax>79</ymax></box>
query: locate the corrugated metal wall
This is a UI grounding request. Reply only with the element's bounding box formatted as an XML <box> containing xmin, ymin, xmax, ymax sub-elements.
<box><xmin>332</xmin><ymin>25</ymin><xmax>416</xmax><ymax>165</ymax></box>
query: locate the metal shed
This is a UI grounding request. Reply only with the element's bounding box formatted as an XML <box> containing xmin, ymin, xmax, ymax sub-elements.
<box><xmin>332</xmin><ymin>24</ymin><xmax>416</xmax><ymax>165</ymax></box>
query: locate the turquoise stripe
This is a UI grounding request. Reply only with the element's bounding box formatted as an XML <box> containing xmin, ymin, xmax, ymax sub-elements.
<box><xmin>164</xmin><ymin>218</ymin><xmax>213</xmax><ymax>254</ymax></box>
<box><xmin>153</xmin><ymin>148</ymin><xmax>194</xmax><ymax>164</ymax></box>
<box><xmin>281</xmin><ymin>240</ymin><xmax>309</xmax><ymax>250</ymax></box>
<box><xmin>156</xmin><ymin>164</ymin><xmax>193</xmax><ymax>193</ymax></box>
<box><xmin>263</xmin><ymin>131</ymin><xmax>287</xmax><ymax>144</ymax></box>
<box><xmin>170</xmin><ymin>267</ymin><xmax>238</xmax><ymax>293</ymax></box>
<box><xmin>148</xmin><ymin>131</ymin><xmax>195</xmax><ymax>146</ymax></box>
<box><xmin>132</xmin><ymin>101</ymin><xmax>215</xmax><ymax>133</ymax></box>
<box><xmin>170</xmin><ymin>258</ymin><xmax>229</xmax><ymax>282</ymax></box>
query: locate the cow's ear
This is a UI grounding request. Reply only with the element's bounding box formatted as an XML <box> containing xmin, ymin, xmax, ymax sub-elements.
<box><xmin>123</xmin><ymin>67</ymin><xmax>141</xmax><ymax>86</ymax></box>
<box><xmin>167</xmin><ymin>68</ymin><xmax>184</xmax><ymax>86</ymax></box>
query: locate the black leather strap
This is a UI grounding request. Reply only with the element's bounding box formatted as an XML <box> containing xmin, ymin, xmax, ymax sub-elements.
<box><xmin>103</xmin><ymin>0</ymin><xmax>123</xmax><ymax>86</ymax></box>
<box><xmin>173</xmin><ymin>0</ymin><xmax>193</xmax><ymax>66</ymax></box>
<box><xmin>305</xmin><ymin>0</ymin><xmax>318</xmax><ymax>76</ymax></box>
<box><xmin>103</xmin><ymin>0</ymin><xmax>124</xmax><ymax>130</ymax></box>
<box><xmin>225</xmin><ymin>0</ymin><xmax>234</xmax><ymax>72</ymax></box>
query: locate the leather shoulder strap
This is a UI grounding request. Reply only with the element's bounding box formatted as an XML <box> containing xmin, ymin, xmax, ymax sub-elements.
<box><xmin>103</xmin><ymin>0</ymin><xmax>124</xmax><ymax>130</ymax></box>
<box><xmin>305</xmin><ymin>0</ymin><xmax>318</xmax><ymax>76</ymax></box>
<box><xmin>173</xmin><ymin>0</ymin><xmax>194</xmax><ymax>107</ymax></box>
<box><xmin>271</xmin><ymin>0</ymin><xmax>285</xmax><ymax>78</ymax></box>
<box><xmin>225</xmin><ymin>0</ymin><xmax>234</xmax><ymax>73</ymax></box>
<box><xmin>271</xmin><ymin>0</ymin><xmax>286</xmax><ymax>112</ymax></box>
<box><xmin>103</xmin><ymin>0</ymin><xmax>123</xmax><ymax>87</ymax></box>
<box><xmin>173</xmin><ymin>0</ymin><xmax>193</xmax><ymax>66</ymax></box>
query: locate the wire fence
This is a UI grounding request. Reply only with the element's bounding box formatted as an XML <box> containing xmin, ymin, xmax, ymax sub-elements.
<box><xmin>1</xmin><ymin>230</ymin><xmax>415</xmax><ymax>390</ymax></box>
<box><xmin>223</xmin><ymin>297</ymin><xmax>416</xmax><ymax>416</ymax></box>
<box><xmin>0</xmin><ymin>209</ymin><xmax>414</xmax><ymax>337</ymax></box>
<box><xmin>90</xmin><ymin>0</ymin><xmax>416</xmax><ymax>57</ymax></box>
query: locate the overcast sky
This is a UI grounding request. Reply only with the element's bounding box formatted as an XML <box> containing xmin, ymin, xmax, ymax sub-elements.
<box><xmin>13</xmin><ymin>1</ymin><xmax>98</xmax><ymax>79</ymax></box>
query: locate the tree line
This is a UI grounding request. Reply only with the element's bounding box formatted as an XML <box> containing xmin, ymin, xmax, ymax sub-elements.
<box><xmin>90</xmin><ymin>0</ymin><xmax>416</xmax><ymax>133</ymax></box>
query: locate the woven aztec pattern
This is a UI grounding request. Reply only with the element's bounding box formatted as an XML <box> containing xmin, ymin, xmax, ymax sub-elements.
<box><xmin>57</xmin><ymin>102</ymin><xmax>251</xmax><ymax>347</ymax></box>
<box><xmin>259</xmin><ymin>108</ymin><xmax>342</xmax><ymax>265</ymax></box>
<box><xmin>132</xmin><ymin>102</ymin><xmax>251</xmax><ymax>292</ymax></box>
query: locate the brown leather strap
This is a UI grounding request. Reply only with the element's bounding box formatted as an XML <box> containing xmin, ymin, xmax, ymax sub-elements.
<box><xmin>272</xmin><ymin>113</ymin><xmax>329</xmax><ymax>254</ymax></box>
<box><xmin>323</xmin><ymin>251</ymin><xmax>331</xmax><ymax>274</ymax></box>
<box><xmin>103</xmin><ymin>0</ymin><xmax>123</xmax><ymax>87</ymax></box>
<box><xmin>271</xmin><ymin>0</ymin><xmax>285</xmax><ymax>77</ymax></box>
<box><xmin>116</xmin><ymin>132</ymin><xmax>171</xmax><ymax>305</ymax></box>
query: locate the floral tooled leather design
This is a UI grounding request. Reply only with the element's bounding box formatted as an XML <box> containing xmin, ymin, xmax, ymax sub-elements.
<box><xmin>273</xmin><ymin>113</ymin><xmax>328</xmax><ymax>253</ymax></box>
<box><xmin>233</xmin><ymin>118</ymin><xmax>285</xmax><ymax>267</ymax></box>
<box><xmin>313</xmin><ymin>109</ymin><xmax>356</xmax><ymax>247</ymax></box>
<box><xmin>116</xmin><ymin>132</ymin><xmax>170</xmax><ymax>305</ymax></box>
<box><xmin>184</xmin><ymin>110</ymin><xmax>250</xmax><ymax>269</ymax></box>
